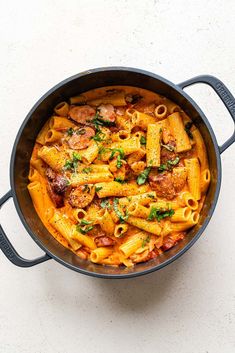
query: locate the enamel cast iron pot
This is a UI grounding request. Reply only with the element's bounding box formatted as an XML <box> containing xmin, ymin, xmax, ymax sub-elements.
<box><xmin>0</xmin><ymin>67</ymin><xmax>235</xmax><ymax>279</ymax></box>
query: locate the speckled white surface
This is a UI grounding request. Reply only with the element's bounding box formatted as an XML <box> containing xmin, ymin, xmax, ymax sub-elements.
<box><xmin>0</xmin><ymin>1</ymin><xmax>235</xmax><ymax>352</ymax></box>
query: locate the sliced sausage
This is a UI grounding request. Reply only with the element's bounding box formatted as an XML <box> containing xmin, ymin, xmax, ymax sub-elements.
<box><xmin>68</xmin><ymin>185</ymin><xmax>95</xmax><ymax>208</ymax></box>
<box><xmin>69</xmin><ymin>105</ymin><xmax>96</xmax><ymax>125</ymax></box>
<box><xmin>95</xmin><ymin>236</ymin><xmax>115</xmax><ymax>247</ymax></box>
<box><xmin>97</xmin><ymin>104</ymin><xmax>116</xmax><ymax>122</ymax></box>
<box><xmin>161</xmin><ymin>236</ymin><xmax>176</xmax><ymax>251</ymax></box>
<box><xmin>68</xmin><ymin>127</ymin><xmax>95</xmax><ymax>150</ymax></box>
<box><xmin>133</xmin><ymin>101</ymin><xmax>155</xmax><ymax>114</ymax></box>
<box><xmin>47</xmin><ymin>181</ymin><xmax>64</xmax><ymax>208</ymax></box>
<box><xmin>46</xmin><ymin>168</ymin><xmax>68</xmax><ymax>195</ymax></box>
<box><xmin>149</xmin><ymin>171</ymin><xmax>176</xmax><ymax>200</ymax></box>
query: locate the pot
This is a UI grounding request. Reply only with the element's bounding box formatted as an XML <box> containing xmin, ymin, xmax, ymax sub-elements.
<box><xmin>0</xmin><ymin>67</ymin><xmax>235</xmax><ymax>278</ymax></box>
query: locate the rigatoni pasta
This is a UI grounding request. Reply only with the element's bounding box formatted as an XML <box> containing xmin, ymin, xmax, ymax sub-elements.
<box><xmin>28</xmin><ymin>85</ymin><xmax>210</xmax><ymax>267</ymax></box>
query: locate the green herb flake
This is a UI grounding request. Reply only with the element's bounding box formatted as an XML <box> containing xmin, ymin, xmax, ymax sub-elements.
<box><xmin>147</xmin><ymin>206</ymin><xmax>175</xmax><ymax>222</ymax></box>
<box><xmin>100</xmin><ymin>199</ymin><xmax>111</xmax><ymax>209</ymax></box>
<box><xmin>82</xmin><ymin>167</ymin><xmax>92</xmax><ymax>174</ymax></box>
<box><xmin>113</xmin><ymin>198</ymin><xmax>129</xmax><ymax>223</ymax></box>
<box><xmin>76</xmin><ymin>128</ymin><xmax>86</xmax><ymax>135</ymax></box>
<box><xmin>80</xmin><ymin>219</ymin><xmax>93</xmax><ymax>226</ymax></box>
<box><xmin>109</xmin><ymin>148</ymin><xmax>125</xmax><ymax>160</ymax></box>
<box><xmin>67</xmin><ymin>127</ymin><xmax>74</xmax><ymax>136</ymax></box>
<box><xmin>142</xmin><ymin>235</ymin><xmax>150</xmax><ymax>248</ymax></box>
<box><xmin>77</xmin><ymin>225</ymin><xmax>94</xmax><ymax>234</ymax></box>
<box><xmin>64</xmin><ymin>152</ymin><xmax>82</xmax><ymax>172</ymax></box>
<box><xmin>83</xmin><ymin>184</ymin><xmax>90</xmax><ymax>193</ymax></box>
<box><xmin>140</xmin><ymin>136</ymin><xmax>146</xmax><ymax>145</ymax></box>
<box><xmin>114</xmin><ymin>177</ymin><xmax>126</xmax><ymax>184</ymax></box>
<box><xmin>136</xmin><ymin>167</ymin><xmax>152</xmax><ymax>185</ymax></box>
<box><xmin>95</xmin><ymin>186</ymin><xmax>103</xmax><ymax>192</ymax></box>
<box><xmin>167</xmin><ymin>156</ymin><xmax>180</xmax><ymax>166</ymax></box>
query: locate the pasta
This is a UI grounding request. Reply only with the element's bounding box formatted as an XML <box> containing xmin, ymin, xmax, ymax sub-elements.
<box><xmin>28</xmin><ymin>85</ymin><xmax>210</xmax><ymax>267</ymax></box>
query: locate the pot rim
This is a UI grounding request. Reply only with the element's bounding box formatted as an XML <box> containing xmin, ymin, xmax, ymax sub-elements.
<box><xmin>9</xmin><ymin>66</ymin><xmax>222</xmax><ymax>278</ymax></box>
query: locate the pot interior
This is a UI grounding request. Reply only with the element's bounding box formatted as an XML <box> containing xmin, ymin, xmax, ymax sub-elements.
<box><xmin>12</xmin><ymin>69</ymin><xmax>220</xmax><ymax>277</ymax></box>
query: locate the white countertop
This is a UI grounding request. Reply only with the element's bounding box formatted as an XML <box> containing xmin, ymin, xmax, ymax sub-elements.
<box><xmin>0</xmin><ymin>1</ymin><xmax>235</xmax><ymax>352</ymax></box>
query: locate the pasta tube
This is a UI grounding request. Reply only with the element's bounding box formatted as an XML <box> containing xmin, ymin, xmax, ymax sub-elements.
<box><xmin>184</xmin><ymin>158</ymin><xmax>201</xmax><ymax>200</ymax></box>
<box><xmin>38</xmin><ymin>146</ymin><xmax>67</xmax><ymax>172</ymax></box>
<box><xmin>146</xmin><ymin>123</ymin><xmax>161</xmax><ymax>167</ymax></box>
<box><xmin>168</xmin><ymin>112</ymin><xmax>191</xmax><ymax>152</ymax></box>
<box><xmin>54</xmin><ymin>102</ymin><xmax>69</xmax><ymax>116</ymax></box>
<box><xmin>170</xmin><ymin>207</ymin><xmax>191</xmax><ymax>222</ymax></box>
<box><xmin>49</xmin><ymin>212</ymin><xmax>81</xmax><ymax>250</ymax></box>
<box><xmin>126</xmin><ymin>216</ymin><xmax>161</xmax><ymax>235</ymax></box>
<box><xmin>96</xmin><ymin>182</ymin><xmax>149</xmax><ymax>198</ymax></box>
<box><xmin>70</xmin><ymin>172</ymin><xmax>113</xmax><ymax>186</ymax></box>
<box><xmin>97</xmin><ymin>209</ymin><xmax>115</xmax><ymax>236</ymax></box>
<box><xmin>90</xmin><ymin>247</ymin><xmax>113</xmax><ymax>263</ymax></box>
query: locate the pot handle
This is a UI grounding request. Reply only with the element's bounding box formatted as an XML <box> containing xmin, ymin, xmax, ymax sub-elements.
<box><xmin>178</xmin><ymin>75</ymin><xmax>235</xmax><ymax>153</ymax></box>
<box><xmin>0</xmin><ymin>190</ymin><xmax>51</xmax><ymax>267</ymax></box>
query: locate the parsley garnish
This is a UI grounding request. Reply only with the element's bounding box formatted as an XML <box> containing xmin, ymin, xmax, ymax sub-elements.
<box><xmin>76</xmin><ymin>128</ymin><xmax>86</xmax><ymax>135</ymax></box>
<box><xmin>136</xmin><ymin>167</ymin><xmax>152</xmax><ymax>185</ymax></box>
<box><xmin>67</xmin><ymin>127</ymin><xmax>74</xmax><ymax>136</ymax></box>
<box><xmin>140</xmin><ymin>136</ymin><xmax>146</xmax><ymax>145</ymax></box>
<box><xmin>158</xmin><ymin>157</ymin><xmax>180</xmax><ymax>173</ymax></box>
<box><xmin>100</xmin><ymin>199</ymin><xmax>111</xmax><ymax>209</ymax></box>
<box><xmin>92</xmin><ymin>131</ymin><xmax>106</xmax><ymax>142</ymax></box>
<box><xmin>77</xmin><ymin>224</ymin><xmax>94</xmax><ymax>234</ymax></box>
<box><xmin>80</xmin><ymin>219</ymin><xmax>93</xmax><ymax>226</ymax></box>
<box><xmin>109</xmin><ymin>148</ymin><xmax>125</xmax><ymax>169</ymax></box>
<box><xmin>185</xmin><ymin>122</ymin><xmax>193</xmax><ymax>139</ymax></box>
<box><xmin>64</xmin><ymin>152</ymin><xmax>82</xmax><ymax>172</ymax></box>
<box><xmin>109</xmin><ymin>148</ymin><xmax>125</xmax><ymax>160</ymax></box>
<box><xmin>92</xmin><ymin>111</ymin><xmax>116</xmax><ymax>127</ymax></box>
<box><xmin>114</xmin><ymin>178</ymin><xmax>126</xmax><ymax>184</ymax></box>
<box><xmin>142</xmin><ymin>235</ymin><xmax>150</xmax><ymax>248</ymax></box>
<box><xmin>76</xmin><ymin>219</ymin><xmax>93</xmax><ymax>234</ymax></box>
<box><xmin>82</xmin><ymin>167</ymin><xmax>92</xmax><ymax>174</ymax></box>
<box><xmin>95</xmin><ymin>186</ymin><xmax>103</xmax><ymax>192</ymax></box>
<box><xmin>147</xmin><ymin>207</ymin><xmax>175</xmax><ymax>222</ymax></box>
<box><xmin>113</xmin><ymin>198</ymin><xmax>129</xmax><ymax>223</ymax></box>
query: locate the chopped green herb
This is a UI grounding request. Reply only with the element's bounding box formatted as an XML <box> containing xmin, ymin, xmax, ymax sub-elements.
<box><xmin>158</xmin><ymin>157</ymin><xmax>180</xmax><ymax>173</ymax></box>
<box><xmin>100</xmin><ymin>199</ymin><xmax>111</xmax><ymax>209</ymax></box>
<box><xmin>95</xmin><ymin>186</ymin><xmax>103</xmax><ymax>192</ymax></box>
<box><xmin>116</xmin><ymin>155</ymin><xmax>122</xmax><ymax>168</ymax></box>
<box><xmin>142</xmin><ymin>235</ymin><xmax>150</xmax><ymax>248</ymax></box>
<box><xmin>158</xmin><ymin>164</ymin><xmax>168</xmax><ymax>172</ymax></box>
<box><xmin>167</xmin><ymin>156</ymin><xmax>180</xmax><ymax>166</ymax></box>
<box><xmin>92</xmin><ymin>130</ymin><xmax>106</xmax><ymax>142</ymax></box>
<box><xmin>82</xmin><ymin>167</ymin><xmax>92</xmax><ymax>174</ymax></box>
<box><xmin>140</xmin><ymin>136</ymin><xmax>146</xmax><ymax>145</ymax></box>
<box><xmin>136</xmin><ymin>167</ymin><xmax>152</xmax><ymax>185</ymax></box>
<box><xmin>185</xmin><ymin>122</ymin><xmax>193</xmax><ymax>139</ymax></box>
<box><xmin>67</xmin><ymin>127</ymin><xmax>74</xmax><ymax>136</ymax></box>
<box><xmin>64</xmin><ymin>152</ymin><xmax>81</xmax><ymax>172</ymax></box>
<box><xmin>73</xmin><ymin>152</ymin><xmax>82</xmax><ymax>161</ymax></box>
<box><xmin>80</xmin><ymin>219</ymin><xmax>93</xmax><ymax>226</ymax></box>
<box><xmin>92</xmin><ymin>111</ymin><xmax>116</xmax><ymax>127</ymax></box>
<box><xmin>77</xmin><ymin>225</ymin><xmax>94</xmax><ymax>234</ymax></box>
<box><xmin>113</xmin><ymin>198</ymin><xmax>129</xmax><ymax>223</ymax></box>
<box><xmin>147</xmin><ymin>207</ymin><xmax>175</xmax><ymax>222</ymax></box>
<box><xmin>109</xmin><ymin>148</ymin><xmax>125</xmax><ymax>160</ymax></box>
<box><xmin>114</xmin><ymin>177</ymin><xmax>126</xmax><ymax>184</ymax></box>
<box><xmin>76</xmin><ymin>128</ymin><xmax>86</xmax><ymax>135</ymax></box>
